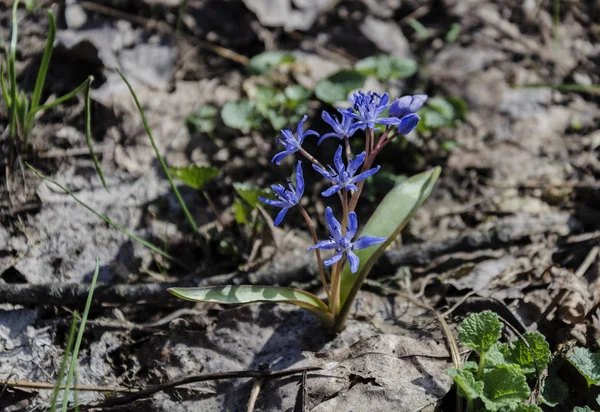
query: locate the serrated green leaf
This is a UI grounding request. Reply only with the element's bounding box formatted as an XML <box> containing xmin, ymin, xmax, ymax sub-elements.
<box><xmin>170</xmin><ymin>165</ymin><xmax>219</xmax><ymax>190</ymax></box>
<box><xmin>541</xmin><ymin>375</ymin><xmax>568</xmax><ymax>407</ymax></box>
<box><xmin>572</xmin><ymin>407</ymin><xmax>593</xmax><ymax>412</ymax></box>
<box><xmin>459</xmin><ymin>311</ymin><xmax>503</xmax><ymax>354</ymax></box>
<box><xmin>186</xmin><ymin>105</ymin><xmax>218</xmax><ymax>135</ymax></box>
<box><xmin>315</xmin><ymin>70</ymin><xmax>366</xmax><ymax>104</ymax></box>
<box><xmin>247</xmin><ymin>51</ymin><xmax>295</xmax><ymax>75</ymax></box>
<box><xmin>568</xmin><ymin>347</ymin><xmax>600</xmax><ymax>387</ymax></box>
<box><xmin>354</xmin><ymin>55</ymin><xmax>418</xmax><ymax>81</ymax></box>
<box><xmin>221</xmin><ymin>99</ymin><xmax>260</xmax><ymax>132</ymax></box>
<box><xmin>481</xmin><ymin>365</ymin><xmax>530</xmax><ymax>411</ymax></box>
<box><xmin>234</xmin><ymin>183</ymin><xmax>270</xmax><ymax>208</ymax></box>
<box><xmin>463</xmin><ymin>361</ymin><xmax>479</xmax><ymax>372</ymax></box>
<box><xmin>339</xmin><ymin>167</ymin><xmax>441</xmax><ymax>306</ymax></box>
<box><xmin>504</xmin><ymin>331</ymin><xmax>551</xmax><ymax>374</ymax></box>
<box><xmin>168</xmin><ymin>285</ymin><xmax>333</xmax><ymax>326</ymax></box>
<box><xmin>447</xmin><ymin>367</ymin><xmax>483</xmax><ymax>401</ymax></box>
<box><xmin>486</xmin><ymin>342</ymin><xmax>509</xmax><ymax>368</ymax></box>
<box><xmin>500</xmin><ymin>404</ymin><xmax>543</xmax><ymax>412</ymax></box>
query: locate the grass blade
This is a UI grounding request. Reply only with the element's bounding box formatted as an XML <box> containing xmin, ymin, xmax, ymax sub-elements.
<box><xmin>83</xmin><ymin>77</ymin><xmax>109</xmax><ymax>190</ymax></box>
<box><xmin>8</xmin><ymin>1</ymin><xmax>19</xmax><ymax>140</ymax></box>
<box><xmin>0</xmin><ymin>62</ymin><xmax>11</xmax><ymax>107</ymax></box>
<box><xmin>117</xmin><ymin>70</ymin><xmax>199</xmax><ymax>233</ymax></box>
<box><xmin>60</xmin><ymin>258</ymin><xmax>100</xmax><ymax>412</ymax></box>
<box><xmin>49</xmin><ymin>314</ymin><xmax>78</xmax><ymax>412</ymax></box>
<box><xmin>25</xmin><ymin>9</ymin><xmax>56</xmax><ymax>137</ymax></box>
<box><xmin>28</xmin><ymin>76</ymin><xmax>89</xmax><ymax>116</ymax></box>
<box><xmin>25</xmin><ymin>162</ymin><xmax>185</xmax><ymax>267</ymax></box>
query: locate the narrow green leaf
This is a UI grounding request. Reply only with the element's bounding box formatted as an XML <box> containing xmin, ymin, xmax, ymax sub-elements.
<box><xmin>26</xmin><ymin>163</ymin><xmax>185</xmax><ymax>267</ymax></box>
<box><xmin>50</xmin><ymin>314</ymin><xmax>78</xmax><ymax>411</ymax></box>
<box><xmin>247</xmin><ymin>51</ymin><xmax>295</xmax><ymax>75</ymax></box>
<box><xmin>0</xmin><ymin>62</ymin><xmax>11</xmax><ymax>108</ymax></box>
<box><xmin>118</xmin><ymin>70</ymin><xmax>198</xmax><ymax>233</ymax></box>
<box><xmin>221</xmin><ymin>99</ymin><xmax>260</xmax><ymax>132</ymax></box>
<box><xmin>83</xmin><ymin>76</ymin><xmax>108</xmax><ymax>191</ymax></box>
<box><xmin>169</xmin><ymin>285</ymin><xmax>332</xmax><ymax>325</ymax></box>
<box><xmin>445</xmin><ymin>23</ymin><xmax>462</xmax><ymax>43</ymax></box>
<box><xmin>459</xmin><ymin>311</ymin><xmax>503</xmax><ymax>354</ymax></box>
<box><xmin>447</xmin><ymin>367</ymin><xmax>483</xmax><ymax>401</ymax></box>
<box><xmin>170</xmin><ymin>165</ymin><xmax>219</xmax><ymax>190</ymax></box>
<box><xmin>27</xmin><ymin>76</ymin><xmax>90</xmax><ymax>117</ymax></box>
<box><xmin>568</xmin><ymin>347</ymin><xmax>600</xmax><ymax>387</ymax></box>
<box><xmin>339</xmin><ymin>167</ymin><xmax>441</xmax><ymax>307</ymax></box>
<box><xmin>481</xmin><ymin>365</ymin><xmax>530</xmax><ymax>411</ymax></box>
<box><xmin>315</xmin><ymin>70</ymin><xmax>366</xmax><ymax>104</ymax></box>
<box><xmin>61</xmin><ymin>258</ymin><xmax>100</xmax><ymax>412</ymax></box>
<box><xmin>354</xmin><ymin>55</ymin><xmax>418</xmax><ymax>81</ymax></box>
<box><xmin>29</xmin><ymin>10</ymin><xmax>55</xmax><ymax>112</ymax></box>
<box><xmin>9</xmin><ymin>0</ymin><xmax>19</xmax><ymax>140</ymax></box>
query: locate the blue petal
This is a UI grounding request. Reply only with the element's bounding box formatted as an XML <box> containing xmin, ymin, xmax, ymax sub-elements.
<box><xmin>258</xmin><ymin>197</ymin><xmax>287</xmax><ymax>208</ymax></box>
<box><xmin>346</xmin><ymin>211</ymin><xmax>358</xmax><ymax>240</ymax></box>
<box><xmin>295</xmin><ymin>161</ymin><xmax>304</xmax><ymax>198</ymax></box>
<box><xmin>353</xmin><ymin>235</ymin><xmax>386</xmax><ymax>250</ymax></box>
<box><xmin>348</xmin><ymin>122</ymin><xmax>366</xmax><ymax>134</ymax></box>
<box><xmin>271</xmin><ymin>183</ymin><xmax>286</xmax><ymax>197</ymax></box>
<box><xmin>273</xmin><ymin>207</ymin><xmax>290</xmax><ymax>226</ymax></box>
<box><xmin>321</xmin><ymin>110</ymin><xmax>338</xmax><ymax>129</ymax></box>
<box><xmin>325</xmin><ymin>207</ymin><xmax>343</xmax><ymax>242</ymax></box>
<box><xmin>351</xmin><ymin>165</ymin><xmax>381</xmax><ymax>183</ymax></box>
<box><xmin>338</xmin><ymin>108</ymin><xmax>359</xmax><ymax>120</ymax></box>
<box><xmin>345</xmin><ymin>183</ymin><xmax>358</xmax><ymax>192</ymax></box>
<box><xmin>301</xmin><ymin>129</ymin><xmax>320</xmax><ymax>144</ymax></box>
<box><xmin>308</xmin><ymin>239</ymin><xmax>338</xmax><ymax>251</ymax></box>
<box><xmin>324</xmin><ymin>252</ymin><xmax>344</xmax><ymax>267</ymax></box>
<box><xmin>409</xmin><ymin>95</ymin><xmax>428</xmax><ymax>112</ymax></box>
<box><xmin>333</xmin><ymin>146</ymin><xmax>344</xmax><ymax>174</ymax></box>
<box><xmin>397</xmin><ymin>113</ymin><xmax>420</xmax><ymax>136</ymax></box>
<box><xmin>312</xmin><ymin>164</ymin><xmax>334</xmax><ymax>181</ymax></box>
<box><xmin>296</xmin><ymin>115</ymin><xmax>308</xmax><ymax>140</ymax></box>
<box><xmin>322</xmin><ymin>184</ymin><xmax>341</xmax><ymax>197</ymax></box>
<box><xmin>376</xmin><ymin>117</ymin><xmax>401</xmax><ymax>126</ymax></box>
<box><xmin>347</xmin><ymin>250</ymin><xmax>360</xmax><ymax>273</ymax></box>
<box><xmin>317</xmin><ymin>132</ymin><xmax>341</xmax><ymax>145</ymax></box>
<box><xmin>272</xmin><ymin>150</ymin><xmax>293</xmax><ymax>165</ymax></box>
<box><xmin>347</xmin><ymin>152</ymin><xmax>366</xmax><ymax>176</ymax></box>
<box><xmin>389</xmin><ymin>96</ymin><xmax>411</xmax><ymax>118</ymax></box>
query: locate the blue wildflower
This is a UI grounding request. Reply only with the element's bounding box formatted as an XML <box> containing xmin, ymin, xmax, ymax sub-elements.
<box><xmin>308</xmin><ymin>207</ymin><xmax>386</xmax><ymax>273</ymax></box>
<box><xmin>317</xmin><ymin>110</ymin><xmax>356</xmax><ymax>145</ymax></box>
<box><xmin>312</xmin><ymin>146</ymin><xmax>380</xmax><ymax>197</ymax></box>
<box><xmin>258</xmin><ymin>161</ymin><xmax>304</xmax><ymax>226</ymax></box>
<box><xmin>271</xmin><ymin>115</ymin><xmax>319</xmax><ymax>165</ymax></box>
<box><xmin>388</xmin><ymin>94</ymin><xmax>427</xmax><ymax>136</ymax></box>
<box><xmin>339</xmin><ymin>91</ymin><xmax>399</xmax><ymax>133</ymax></box>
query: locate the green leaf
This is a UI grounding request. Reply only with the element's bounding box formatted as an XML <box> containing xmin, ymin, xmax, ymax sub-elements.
<box><xmin>500</xmin><ymin>404</ymin><xmax>543</xmax><ymax>412</ymax></box>
<box><xmin>315</xmin><ymin>70</ymin><xmax>366</xmax><ymax>104</ymax></box>
<box><xmin>339</xmin><ymin>167</ymin><xmax>440</xmax><ymax>307</ymax></box>
<box><xmin>186</xmin><ymin>105</ymin><xmax>218</xmax><ymax>135</ymax></box>
<box><xmin>233</xmin><ymin>197</ymin><xmax>251</xmax><ymax>225</ymax></box>
<box><xmin>481</xmin><ymin>365</ymin><xmax>530</xmax><ymax>411</ymax></box>
<box><xmin>504</xmin><ymin>331</ymin><xmax>551</xmax><ymax>374</ymax></box>
<box><xmin>572</xmin><ymin>407</ymin><xmax>593</xmax><ymax>412</ymax></box>
<box><xmin>247</xmin><ymin>51</ymin><xmax>295</xmax><ymax>75</ymax></box>
<box><xmin>168</xmin><ymin>285</ymin><xmax>333</xmax><ymax>326</ymax></box>
<box><xmin>354</xmin><ymin>55</ymin><xmax>418</xmax><ymax>81</ymax></box>
<box><xmin>459</xmin><ymin>311</ymin><xmax>503</xmax><ymax>354</ymax></box>
<box><xmin>418</xmin><ymin>96</ymin><xmax>468</xmax><ymax>132</ymax></box>
<box><xmin>463</xmin><ymin>361</ymin><xmax>479</xmax><ymax>372</ymax></box>
<box><xmin>486</xmin><ymin>342</ymin><xmax>509</xmax><ymax>368</ymax></box>
<box><xmin>541</xmin><ymin>375</ymin><xmax>568</xmax><ymax>407</ymax></box>
<box><xmin>221</xmin><ymin>99</ymin><xmax>260</xmax><ymax>132</ymax></box>
<box><xmin>234</xmin><ymin>183</ymin><xmax>270</xmax><ymax>208</ymax></box>
<box><xmin>568</xmin><ymin>347</ymin><xmax>600</xmax><ymax>387</ymax></box>
<box><xmin>170</xmin><ymin>165</ymin><xmax>219</xmax><ymax>190</ymax></box>
<box><xmin>445</xmin><ymin>23</ymin><xmax>462</xmax><ymax>43</ymax></box>
<box><xmin>447</xmin><ymin>367</ymin><xmax>483</xmax><ymax>401</ymax></box>
<box><xmin>284</xmin><ymin>84</ymin><xmax>312</xmax><ymax>102</ymax></box>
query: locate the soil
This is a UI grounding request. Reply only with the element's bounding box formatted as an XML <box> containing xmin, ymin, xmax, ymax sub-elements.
<box><xmin>1</xmin><ymin>0</ymin><xmax>600</xmax><ymax>411</ymax></box>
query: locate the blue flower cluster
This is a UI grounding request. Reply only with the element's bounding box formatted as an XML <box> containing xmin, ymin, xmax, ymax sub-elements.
<box><xmin>261</xmin><ymin>90</ymin><xmax>427</xmax><ymax>273</ymax></box>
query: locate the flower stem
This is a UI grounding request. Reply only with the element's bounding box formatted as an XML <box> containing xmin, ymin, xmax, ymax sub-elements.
<box><xmin>344</xmin><ymin>136</ymin><xmax>352</xmax><ymax>163</ymax></box>
<box><xmin>330</xmin><ymin>260</ymin><xmax>342</xmax><ymax>315</ymax></box>
<box><xmin>299</xmin><ymin>148</ymin><xmax>325</xmax><ymax>169</ymax></box>
<box><xmin>299</xmin><ymin>206</ymin><xmax>331</xmax><ymax>302</ymax></box>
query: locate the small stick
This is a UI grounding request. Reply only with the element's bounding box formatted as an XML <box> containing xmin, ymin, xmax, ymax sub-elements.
<box><xmin>0</xmin><ymin>380</ymin><xmax>134</xmax><ymax>393</ymax></box>
<box><xmin>246</xmin><ymin>378</ymin><xmax>264</xmax><ymax>412</ymax></box>
<box><xmin>299</xmin><ymin>206</ymin><xmax>330</xmax><ymax>301</ymax></box>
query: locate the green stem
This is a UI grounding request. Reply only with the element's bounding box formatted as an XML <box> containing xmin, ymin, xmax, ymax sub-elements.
<box><xmin>476</xmin><ymin>351</ymin><xmax>486</xmax><ymax>379</ymax></box>
<box><xmin>466</xmin><ymin>398</ymin><xmax>474</xmax><ymax>412</ymax></box>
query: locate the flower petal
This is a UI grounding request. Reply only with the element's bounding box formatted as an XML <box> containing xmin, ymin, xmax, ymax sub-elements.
<box><xmin>333</xmin><ymin>145</ymin><xmax>344</xmax><ymax>174</ymax></box>
<box><xmin>347</xmin><ymin>250</ymin><xmax>360</xmax><ymax>273</ymax></box>
<box><xmin>325</xmin><ymin>206</ymin><xmax>343</xmax><ymax>242</ymax></box>
<box><xmin>389</xmin><ymin>96</ymin><xmax>412</xmax><ymax>118</ymax></box>
<box><xmin>308</xmin><ymin>239</ymin><xmax>337</xmax><ymax>251</ymax></box>
<box><xmin>312</xmin><ymin>164</ymin><xmax>334</xmax><ymax>180</ymax></box>
<box><xmin>397</xmin><ymin>113</ymin><xmax>420</xmax><ymax>136</ymax></box>
<box><xmin>322</xmin><ymin>184</ymin><xmax>341</xmax><ymax>197</ymax></box>
<box><xmin>296</xmin><ymin>115</ymin><xmax>308</xmax><ymax>140</ymax></box>
<box><xmin>324</xmin><ymin>252</ymin><xmax>344</xmax><ymax>267</ymax></box>
<box><xmin>273</xmin><ymin>207</ymin><xmax>290</xmax><ymax>226</ymax></box>
<box><xmin>376</xmin><ymin>117</ymin><xmax>401</xmax><ymax>126</ymax></box>
<box><xmin>258</xmin><ymin>197</ymin><xmax>287</xmax><ymax>208</ymax></box>
<box><xmin>271</xmin><ymin>150</ymin><xmax>292</xmax><ymax>165</ymax></box>
<box><xmin>317</xmin><ymin>132</ymin><xmax>341</xmax><ymax>145</ymax></box>
<box><xmin>351</xmin><ymin>165</ymin><xmax>381</xmax><ymax>184</ymax></box>
<box><xmin>353</xmin><ymin>235</ymin><xmax>386</xmax><ymax>250</ymax></box>
<box><xmin>346</xmin><ymin>211</ymin><xmax>358</xmax><ymax>240</ymax></box>
<box><xmin>347</xmin><ymin>152</ymin><xmax>366</xmax><ymax>176</ymax></box>
<box><xmin>295</xmin><ymin>161</ymin><xmax>304</xmax><ymax>198</ymax></box>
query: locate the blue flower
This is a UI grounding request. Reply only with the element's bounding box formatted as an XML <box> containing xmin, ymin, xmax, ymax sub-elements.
<box><xmin>388</xmin><ymin>94</ymin><xmax>427</xmax><ymax>136</ymax></box>
<box><xmin>312</xmin><ymin>146</ymin><xmax>380</xmax><ymax>197</ymax></box>
<box><xmin>317</xmin><ymin>110</ymin><xmax>357</xmax><ymax>145</ymax></box>
<box><xmin>258</xmin><ymin>161</ymin><xmax>304</xmax><ymax>226</ymax></box>
<box><xmin>308</xmin><ymin>207</ymin><xmax>386</xmax><ymax>273</ymax></box>
<box><xmin>271</xmin><ymin>115</ymin><xmax>319</xmax><ymax>165</ymax></box>
<box><xmin>339</xmin><ymin>91</ymin><xmax>399</xmax><ymax>133</ymax></box>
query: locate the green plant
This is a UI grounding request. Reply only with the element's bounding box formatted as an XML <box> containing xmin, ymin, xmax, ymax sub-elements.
<box><xmin>448</xmin><ymin>311</ymin><xmax>550</xmax><ymax>411</ymax></box>
<box><xmin>1</xmin><ymin>2</ymin><xmax>99</xmax><ymax>157</ymax></box>
<box><xmin>49</xmin><ymin>258</ymin><xmax>100</xmax><ymax>412</ymax></box>
<box><xmin>169</xmin><ymin>90</ymin><xmax>439</xmax><ymax>332</ymax></box>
